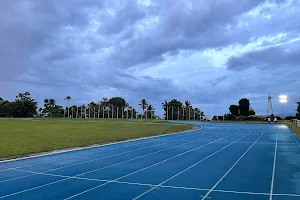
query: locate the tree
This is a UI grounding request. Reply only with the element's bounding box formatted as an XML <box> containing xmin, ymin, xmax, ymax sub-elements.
<box><xmin>0</xmin><ymin>97</ymin><xmax>11</xmax><ymax>117</ymax></box>
<box><xmin>10</xmin><ymin>92</ymin><xmax>38</xmax><ymax>117</ymax></box>
<box><xmin>248</xmin><ymin>108</ymin><xmax>256</xmax><ymax>115</ymax></box>
<box><xmin>185</xmin><ymin>101</ymin><xmax>191</xmax><ymax>107</ymax></box>
<box><xmin>238</xmin><ymin>98</ymin><xmax>250</xmax><ymax>116</ymax></box>
<box><xmin>64</xmin><ymin>96</ymin><xmax>71</xmax><ymax>118</ymax></box>
<box><xmin>297</xmin><ymin>102</ymin><xmax>300</xmax><ymax>116</ymax></box>
<box><xmin>229</xmin><ymin>105</ymin><xmax>239</xmax><ymax>115</ymax></box>
<box><xmin>147</xmin><ymin>105</ymin><xmax>155</xmax><ymax>119</ymax></box>
<box><xmin>108</xmin><ymin>97</ymin><xmax>126</xmax><ymax>118</ymax></box>
<box><xmin>139</xmin><ymin>99</ymin><xmax>148</xmax><ymax>119</ymax></box>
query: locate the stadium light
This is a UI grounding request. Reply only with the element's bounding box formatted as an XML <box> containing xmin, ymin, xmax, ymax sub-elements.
<box><xmin>279</xmin><ymin>95</ymin><xmax>288</xmax><ymax>119</ymax></box>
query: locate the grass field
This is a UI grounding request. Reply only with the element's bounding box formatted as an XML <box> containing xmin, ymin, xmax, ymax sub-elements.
<box><xmin>0</xmin><ymin>118</ymin><xmax>194</xmax><ymax>159</ymax></box>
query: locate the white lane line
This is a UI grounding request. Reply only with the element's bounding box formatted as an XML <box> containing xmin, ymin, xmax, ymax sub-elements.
<box><xmin>4</xmin><ymin>133</ymin><xmax>218</xmax><ymax>182</ymax></box>
<box><xmin>269</xmin><ymin>132</ymin><xmax>278</xmax><ymax>200</ymax></box>
<box><xmin>0</xmin><ymin>131</ymin><xmax>215</xmax><ymax>183</ymax></box>
<box><xmin>62</xmin><ymin>130</ymin><xmax>241</xmax><ymax>200</ymax></box>
<box><xmin>201</xmin><ymin>132</ymin><xmax>264</xmax><ymax>199</ymax></box>
<box><xmin>3</xmin><ymin>168</ymin><xmax>300</xmax><ymax>199</ymax></box>
<box><xmin>291</xmin><ymin>133</ymin><xmax>300</xmax><ymax>148</ymax></box>
<box><xmin>0</xmin><ymin>127</ymin><xmax>209</xmax><ymax>172</ymax></box>
<box><xmin>131</xmin><ymin>131</ymin><xmax>250</xmax><ymax>200</ymax></box>
<box><xmin>0</xmin><ymin>125</ymin><xmax>202</xmax><ymax>165</ymax></box>
<box><xmin>0</xmin><ymin>132</ymin><xmax>230</xmax><ymax>198</ymax></box>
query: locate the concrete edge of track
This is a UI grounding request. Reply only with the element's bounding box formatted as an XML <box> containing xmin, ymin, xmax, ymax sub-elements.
<box><xmin>0</xmin><ymin>123</ymin><xmax>202</xmax><ymax>164</ymax></box>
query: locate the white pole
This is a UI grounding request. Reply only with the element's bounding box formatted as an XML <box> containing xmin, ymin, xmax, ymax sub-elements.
<box><xmin>89</xmin><ymin>105</ymin><xmax>91</xmax><ymax>118</ymax></box>
<box><xmin>167</xmin><ymin>106</ymin><xmax>169</xmax><ymax>120</ymax></box>
<box><xmin>200</xmin><ymin>110</ymin><xmax>202</xmax><ymax>121</ymax></box>
<box><xmin>72</xmin><ymin>107</ymin><xmax>74</xmax><ymax>118</ymax></box>
<box><xmin>98</xmin><ymin>105</ymin><xmax>100</xmax><ymax>118</ymax></box>
<box><xmin>122</xmin><ymin>107</ymin><xmax>124</xmax><ymax>119</ymax></box>
<box><xmin>117</xmin><ymin>107</ymin><xmax>119</xmax><ymax>119</ymax></box>
<box><xmin>131</xmin><ymin>109</ymin><xmax>133</xmax><ymax>119</ymax></box>
<box><xmin>102</xmin><ymin>107</ymin><xmax>104</xmax><ymax>118</ymax></box>
<box><xmin>94</xmin><ymin>106</ymin><xmax>96</xmax><ymax>118</ymax></box>
<box><xmin>112</xmin><ymin>106</ymin><xmax>114</xmax><ymax>119</ymax></box>
<box><xmin>76</xmin><ymin>106</ymin><xmax>78</xmax><ymax>119</ymax></box>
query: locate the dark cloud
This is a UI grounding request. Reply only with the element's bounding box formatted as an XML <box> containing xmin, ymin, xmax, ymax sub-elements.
<box><xmin>227</xmin><ymin>45</ymin><xmax>300</xmax><ymax>71</ymax></box>
<box><xmin>1</xmin><ymin>0</ymin><xmax>300</xmax><ymax>117</ymax></box>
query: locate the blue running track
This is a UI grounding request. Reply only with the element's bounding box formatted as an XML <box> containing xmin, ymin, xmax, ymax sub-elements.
<box><xmin>1</xmin><ymin>122</ymin><xmax>300</xmax><ymax>200</ymax></box>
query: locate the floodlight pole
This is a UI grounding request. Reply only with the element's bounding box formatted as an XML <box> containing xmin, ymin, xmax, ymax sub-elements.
<box><xmin>282</xmin><ymin>102</ymin><xmax>284</xmax><ymax>120</ymax></box>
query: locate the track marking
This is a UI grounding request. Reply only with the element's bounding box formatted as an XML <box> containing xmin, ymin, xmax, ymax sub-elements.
<box><xmin>2</xmin><ymin>170</ymin><xmax>300</xmax><ymax>199</ymax></box>
<box><xmin>270</xmin><ymin>132</ymin><xmax>278</xmax><ymax>200</ymax></box>
<box><xmin>0</xmin><ymin>125</ymin><xmax>202</xmax><ymax>165</ymax></box>
<box><xmin>131</xmin><ymin>132</ymin><xmax>249</xmax><ymax>200</ymax></box>
<box><xmin>0</xmin><ymin>129</ymin><xmax>214</xmax><ymax>182</ymax></box>
<box><xmin>62</xmin><ymin>131</ymin><xmax>241</xmax><ymax>200</ymax></box>
<box><xmin>201</xmin><ymin>132</ymin><xmax>264</xmax><ymax>199</ymax></box>
<box><xmin>5</xmin><ymin>134</ymin><xmax>217</xmax><ymax>183</ymax></box>
<box><xmin>0</xmin><ymin>131</ymin><xmax>234</xmax><ymax>198</ymax></box>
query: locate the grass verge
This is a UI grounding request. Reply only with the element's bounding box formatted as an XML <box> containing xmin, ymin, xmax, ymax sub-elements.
<box><xmin>281</xmin><ymin>121</ymin><xmax>300</xmax><ymax>138</ymax></box>
<box><xmin>0</xmin><ymin>119</ymin><xmax>194</xmax><ymax>159</ymax></box>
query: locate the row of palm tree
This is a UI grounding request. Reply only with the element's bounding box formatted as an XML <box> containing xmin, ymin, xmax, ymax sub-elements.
<box><xmin>138</xmin><ymin>99</ymin><xmax>155</xmax><ymax>119</ymax></box>
<box><xmin>62</xmin><ymin>96</ymin><xmax>156</xmax><ymax>119</ymax></box>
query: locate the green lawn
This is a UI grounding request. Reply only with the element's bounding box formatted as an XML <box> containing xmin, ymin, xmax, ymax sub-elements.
<box><xmin>0</xmin><ymin>118</ymin><xmax>193</xmax><ymax>159</ymax></box>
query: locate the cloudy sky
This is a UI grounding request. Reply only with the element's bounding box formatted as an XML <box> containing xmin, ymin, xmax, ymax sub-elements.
<box><xmin>1</xmin><ymin>0</ymin><xmax>300</xmax><ymax>117</ymax></box>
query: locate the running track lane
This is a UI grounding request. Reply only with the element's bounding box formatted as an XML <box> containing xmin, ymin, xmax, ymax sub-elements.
<box><xmin>1</xmin><ymin>123</ymin><xmax>300</xmax><ymax>199</ymax></box>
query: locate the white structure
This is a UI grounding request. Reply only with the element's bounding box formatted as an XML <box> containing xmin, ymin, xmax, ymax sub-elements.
<box><xmin>279</xmin><ymin>95</ymin><xmax>288</xmax><ymax>119</ymax></box>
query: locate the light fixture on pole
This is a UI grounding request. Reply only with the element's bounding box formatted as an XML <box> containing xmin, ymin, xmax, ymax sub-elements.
<box><xmin>279</xmin><ymin>95</ymin><xmax>287</xmax><ymax>120</ymax></box>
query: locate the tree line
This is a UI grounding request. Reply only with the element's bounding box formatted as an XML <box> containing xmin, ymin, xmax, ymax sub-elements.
<box><xmin>162</xmin><ymin>99</ymin><xmax>205</xmax><ymax>120</ymax></box>
<box><xmin>0</xmin><ymin>92</ymin><xmax>206</xmax><ymax>120</ymax></box>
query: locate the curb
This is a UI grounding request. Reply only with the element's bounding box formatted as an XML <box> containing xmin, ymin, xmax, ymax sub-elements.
<box><xmin>0</xmin><ymin>124</ymin><xmax>202</xmax><ymax>164</ymax></box>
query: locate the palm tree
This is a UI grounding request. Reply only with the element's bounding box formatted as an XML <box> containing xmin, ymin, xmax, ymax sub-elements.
<box><xmin>162</xmin><ymin>100</ymin><xmax>169</xmax><ymax>120</ymax></box>
<box><xmin>147</xmin><ymin>105</ymin><xmax>155</xmax><ymax>119</ymax></box>
<box><xmin>139</xmin><ymin>99</ymin><xmax>148</xmax><ymax>119</ymax></box>
<box><xmin>49</xmin><ymin>98</ymin><xmax>56</xmax><ymax>117</ymax></box>
<box><xmin>64</xmin><ymin>96</ymin><xmax>71</xmax><ymax>118</ymax></box>
<box><xmin>185</xmin><ymin>100</ymin><xmax>191</xmax><ymax>107</ymax></box>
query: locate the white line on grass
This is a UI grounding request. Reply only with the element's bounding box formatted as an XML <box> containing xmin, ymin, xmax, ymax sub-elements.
<box><xmin>0</xmin><ymin>125</ymin><xmax>202</xmax><ymax>165</ymax></box>
<box><xmin>131</xmin><ymin>131</ymin><xmax>250</xmax><ymax>200</ymax></box>
<box><xmin>201</xmin><ymin>132</ymin><xmax>264</xmax><ymax>199</ymax></box>
<box><xmin>0</xmin><ymin>130</ymin><xmax>216</xmax><ymax>183</ymax></box>
<box><xmin>0</xmin><ymin>130</ymin><xmax>236</xmax><ymax>199</ymax></box>
<box><xmin>269</xmin><ymin>132</ymin><xmax>278</xmax><ymax>200</ymax></box>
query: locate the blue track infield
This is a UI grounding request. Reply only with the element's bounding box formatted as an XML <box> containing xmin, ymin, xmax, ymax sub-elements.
<box><xmin>1</xmin><ymin>122</ymin><xmax>300</xmax><ymax>200</ymax></box>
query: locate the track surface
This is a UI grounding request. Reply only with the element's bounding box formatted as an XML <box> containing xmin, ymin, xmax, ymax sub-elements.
<box><xmin>1</xmin><ymin>122</ymin><xmax>300</xmax><ymax>200</ymax></box>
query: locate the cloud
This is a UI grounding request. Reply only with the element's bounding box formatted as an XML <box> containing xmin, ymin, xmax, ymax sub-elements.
<box><xmin>1</xmin><ymin>0</ymin><xmax>300</xmax><ymax>117</ymax></box>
